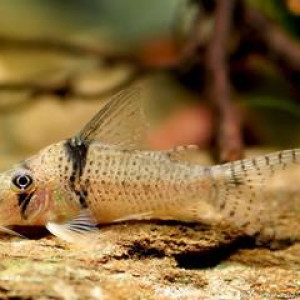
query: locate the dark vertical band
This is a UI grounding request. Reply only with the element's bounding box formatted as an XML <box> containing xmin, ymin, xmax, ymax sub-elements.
<box><xmin>64</xmin><ymin>138</ymin><xmax>90</xmax><ymax>208</ymax></box>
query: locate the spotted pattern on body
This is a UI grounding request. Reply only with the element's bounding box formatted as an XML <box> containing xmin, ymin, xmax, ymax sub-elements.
<box><xmin>78</xmin><ymin>144</ymin><xmax>212</xmax><ymax>223</ymax></box>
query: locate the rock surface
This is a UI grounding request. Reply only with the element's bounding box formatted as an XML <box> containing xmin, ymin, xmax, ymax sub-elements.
<box><xmin>0</xmin><ymin>219</ymin><xmax>298</xmax><ymax>299</ymax></box>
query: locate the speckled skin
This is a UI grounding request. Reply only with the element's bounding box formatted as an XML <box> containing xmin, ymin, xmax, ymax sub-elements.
<box><xmin>24</xmin><ymin>141</ymin><xmax>212</xmax><ymax>225</ymax></box>
<box><xmin>81</xmin><ymin>143</ymin><xmax>211</xmax><ymax>223</ymax></box>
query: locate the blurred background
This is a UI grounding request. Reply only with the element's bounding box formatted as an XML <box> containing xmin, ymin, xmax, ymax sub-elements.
<box><xmin>0</xmin><ymin>0</ymin><xmax>300</xmax><ymax>168</ymax></box>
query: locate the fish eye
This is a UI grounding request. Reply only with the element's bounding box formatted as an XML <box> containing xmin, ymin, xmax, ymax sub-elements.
<box><xmin>12</xmin><ymin>174</ymin><xmax>33</xmax><ymax>191</ymax></box>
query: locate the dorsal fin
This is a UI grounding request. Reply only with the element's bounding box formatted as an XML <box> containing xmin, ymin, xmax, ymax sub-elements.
<box><xmin>75</xmin><ymin>87</ymin><xmax>150</xmax><ymax>149</ymax></box>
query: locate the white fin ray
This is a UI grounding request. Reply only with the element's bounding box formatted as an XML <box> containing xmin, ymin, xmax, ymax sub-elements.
<box><xmin>46</xmin><ymin>210</ymin><xmax>99</xmax><ymax>244</ymax></box>
<box><xmin>76</xmin><ymin>87</ymin><xmax>149</xmax><ymax>150</ymax></box>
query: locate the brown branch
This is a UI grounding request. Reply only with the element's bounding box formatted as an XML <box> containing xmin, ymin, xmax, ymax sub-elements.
<box><xmin>0</xmin><ymin>36</ymin><xmax>171</xmax><ymax>112</ymax></box>
<box><xmin>0</xmin><ymin>35</ymin><xmax>180</xmax><ymax>71</ymax></box>
<box><xmin>0</xmin><ymin>69</ymin><xmax>143</xmax><ymax>113</ymax></box>
<box><xmin>206</xmin><ymin>0</ymin><xmax>243</xmax><ymax>162</ymax></box>
<box><xmin>0</xmin><ymin>36</ymin><xmax>138</xmax><ymax>65</ymax></box>
<box><xmin>239</xmin><ymin>6</ymin><xmax>300</xmax><ymax>101</ymax></box>
<box><xmin>245</xmin><ymin>7</ymin><xmax>300</xmax><ymax>71</ymax></box>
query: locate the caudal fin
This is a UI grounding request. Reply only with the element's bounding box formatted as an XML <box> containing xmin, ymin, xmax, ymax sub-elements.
<box><xmin>210</xmin><ymin>149</ymin><xmax>300</xmax><ymax>236</ymax></box>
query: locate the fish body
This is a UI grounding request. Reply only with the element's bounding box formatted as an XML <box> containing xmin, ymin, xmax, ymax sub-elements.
<box><xmin>13</xmin><ymin>141</ymin><xmax>211</xmax><ymax>224</ymax></box>
<box><xmin>0</xmin><ymin>87</ymin><xmax>299</xmax><ymax>242</ymax></box>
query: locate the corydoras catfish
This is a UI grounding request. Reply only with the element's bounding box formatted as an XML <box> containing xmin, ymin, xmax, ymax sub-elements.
<box><xmin>0</xmin><ymin>88</ymin><xmax>299</xmax><ymax>242</ymax></box>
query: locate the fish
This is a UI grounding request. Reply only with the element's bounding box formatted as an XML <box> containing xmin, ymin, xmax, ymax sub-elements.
<box><xmin>0</xmin><ymin>87</ymin><xmax>299</xmax><ymax>243</ymax></box>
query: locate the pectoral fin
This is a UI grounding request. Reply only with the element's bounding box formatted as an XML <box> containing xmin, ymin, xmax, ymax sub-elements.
<box><xmin>46</xmin><ymin>210</ymin><xmax>99</xmax><ymax>244</ymax></box>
